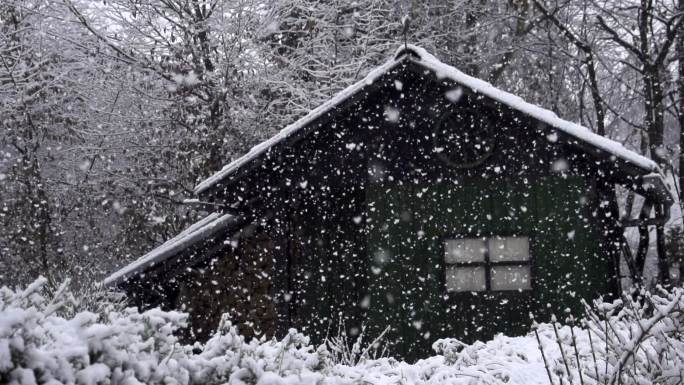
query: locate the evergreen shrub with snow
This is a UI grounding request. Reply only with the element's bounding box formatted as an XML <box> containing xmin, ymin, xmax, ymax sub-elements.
<box><xmin>0</xmin><ymin>277</ymin><xmax>682</xmax><ymax>385</ymax></box>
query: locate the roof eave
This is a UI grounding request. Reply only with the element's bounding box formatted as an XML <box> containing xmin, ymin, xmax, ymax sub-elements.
<box><xmin>103</xmin><ymin>213</ymin><xmax>241</xmax><ymax>287</ymax></box>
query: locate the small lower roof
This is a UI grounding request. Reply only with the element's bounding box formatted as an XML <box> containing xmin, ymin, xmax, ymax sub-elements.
<box><xmin>103</xmin><ymin>213</ymin><xmax>239</xmax><ymax>286</ymax></box>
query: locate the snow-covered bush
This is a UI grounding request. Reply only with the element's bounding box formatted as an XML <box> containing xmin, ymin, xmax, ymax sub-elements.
<box><xmin>535</xmin><ymin>286</ymin><xmax>684</xmax><ymax>385</ymax></box>
<box><xmin>323</xmin><ymin>321</ymin><xmax>390</xmax><ymax>366</ymax></box>
<box><xmin>0</xmin><ymin>277</ymin><xmax>330</xmax><ymax>385</ymax></box>
<box><xmin>1</xmin><ymin>277</ymin><xmax>683</xmax><ymax>385</ymax></box>
<box><xmin>0</xmin><ymin>276</ymin><xmax>190</xmax><ymax>385</ymax></box>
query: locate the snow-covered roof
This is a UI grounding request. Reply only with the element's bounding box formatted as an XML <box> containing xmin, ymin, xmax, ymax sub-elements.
<box><xmin>103</xmin><ymin>213</ymin><xmax>239</xmax><ymax>286</ymax></box>
<box><xmin>194</xmin><ymin>44</ymin><xmax>662</xmax><ymax>196</ymax></box>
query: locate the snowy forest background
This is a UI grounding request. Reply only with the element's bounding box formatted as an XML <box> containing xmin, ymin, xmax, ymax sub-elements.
<box><xmin>2</xmin><ymin>1</ymin><xmax>684</xmax><ymax>384</ymax></box>
<box><xmin>1</xmin><ymin>0</ymin><xmax>683</xmax><ymax>291</ymax></box>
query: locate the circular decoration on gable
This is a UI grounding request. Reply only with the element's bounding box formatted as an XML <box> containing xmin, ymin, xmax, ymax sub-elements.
<box><xmin>433</xmin><ymin>108</ymin><xmax>496</xmax><ymax>169</ymax></box>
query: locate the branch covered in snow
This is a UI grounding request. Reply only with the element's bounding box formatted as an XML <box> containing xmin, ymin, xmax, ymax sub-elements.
<box><xmin>536</xmin><ymin>286</ymin><xmax>684</xmax><ymax>385</ymax></box>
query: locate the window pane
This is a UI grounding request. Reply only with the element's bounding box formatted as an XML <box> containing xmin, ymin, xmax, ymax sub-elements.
<box><xmin>446</xmin><ymin>265</ymin><xmax>486</xmax><ymax>292</ymax></box>
<box><xmin>488</xmin><ymin>236</ymin><xmax>530</xmax><ymax>262</ymax></box>
<box><xmin>445</xmin><ymin>238</ymin><xmax>486</xmax><ymax>263</ymax></box>
<box><xmin>490</xmin><ymin>265</ymin><xmax>531</xmax><ymax>291</ymax></box>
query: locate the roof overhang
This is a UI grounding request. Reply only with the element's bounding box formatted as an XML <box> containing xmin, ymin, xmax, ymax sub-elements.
<box><xmin>103</xmin><ymin>213</ymin><xmax>241</xmax><ymax>286</ymax></box>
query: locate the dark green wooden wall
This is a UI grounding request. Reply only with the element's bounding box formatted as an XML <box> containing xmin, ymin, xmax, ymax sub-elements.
<box><xmin>365</xmin><ymin>175</ymin><xmax>616</xmax><ymax>359</ymax></box>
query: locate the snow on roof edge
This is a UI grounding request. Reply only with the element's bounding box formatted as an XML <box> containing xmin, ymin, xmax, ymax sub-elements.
<box><xmin>193</xmin><ymin>57</ymin><xmax>404</xmax><ymax>194</ymax></box>
<box><xmin>194</xmin><ymin>44</ymin><xmax>660</xmax><ymax>195</ymax></box>
<box><xmin>406</xmin><ymin>45</ymin><xmax>659</xmax><ymax>174</ymax></box>
<box><xmin>103</xmin><ymin>213</ymin><xmax>238</xmax><ymax>286</ymax></box>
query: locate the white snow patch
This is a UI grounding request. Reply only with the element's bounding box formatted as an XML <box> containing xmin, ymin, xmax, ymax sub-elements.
<box><xmin>551</xmin><ymin>158</ymin><xmax>569</xmax><ymax>172</ymax></box>
<box><xmin>445</xmin><ymin>87</ymin><xmax>463</xmax><ymax>103</ymax></box>
<box><xmin>172</xmin><ymin>71</ymin><xmax>200</xmax><ymax>87</ymax></box>
<box><xmin>546</xmin><ymin>131</ymin><xmax>558</xmax><ymax>143</ymax></box>
<box><xmin>394</xmin><ymin>79</ymin><xmax>403</xmax><ymax>91</ymax></box>
<box><xmin>383</xmin><ymin>106</ymin><xmax>400</xmax><ymax>123</ymax></box>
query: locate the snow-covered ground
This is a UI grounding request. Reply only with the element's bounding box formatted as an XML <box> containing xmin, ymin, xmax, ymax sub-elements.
<box><xmin>1</xmin><ymin>278</ymin><xmax>682</xmax><ymax>385</ymax></box>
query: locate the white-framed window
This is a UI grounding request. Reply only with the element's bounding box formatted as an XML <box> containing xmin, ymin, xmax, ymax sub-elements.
<box><xmin>444</xmin><ymin>236</ymin><xmax>532</xmax><ymax>292</ymax></box>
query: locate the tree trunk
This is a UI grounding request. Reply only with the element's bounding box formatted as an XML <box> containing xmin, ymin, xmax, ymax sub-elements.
<box><xmin>644</xmin><ymin>66</ymin><xmax>666</xmax><ymax>165</ymax></box>
<box><xmin>21</xmin><ymin>150</ymin><xmax>58</xmax><ymax>286</ymax></box>
<box><xmin>655</xmin><ymin>204</ymin><xmax>670</xmax><ymax>285</ymax></box>
<box><xmin>677</xmin><ymin>0</ymin><xmax>684</xmax><ymax>199</ymax></box>
<box><xmin>678</xmin><ymin>0</ymin><xmax>684</xmax><ymax>282</ymax></box>
<box><xmin>635</xmin><ymin>211</ymin><xmax>650</xmax><ymax>283</ymax></box>
<box><xmin>463</xmin><ymin>4</ymin><xmax>480</xmax><ymax>77</ymax></box>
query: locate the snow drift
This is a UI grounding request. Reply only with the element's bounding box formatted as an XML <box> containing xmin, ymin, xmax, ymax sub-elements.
<box><xmin>1</xmin><ymin>278</ymin><xmax>682</xmax><ymax>385</ymax></box>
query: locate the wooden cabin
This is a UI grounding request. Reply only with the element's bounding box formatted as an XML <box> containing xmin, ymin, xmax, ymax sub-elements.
<box><xmin>105</xmin><ymin>45</ymin><xmax>674</xmax><ymax>360</ymax></box>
